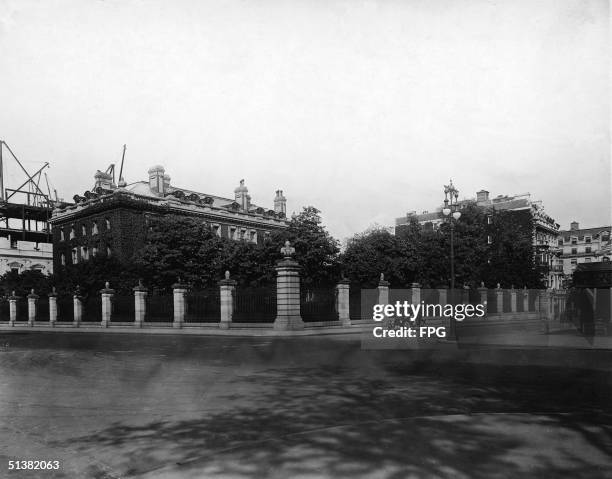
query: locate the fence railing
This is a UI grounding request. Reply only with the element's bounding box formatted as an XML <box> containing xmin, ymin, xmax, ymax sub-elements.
<box><xmin>301</xmin><ymin>288</ymin><xmax>338</xmax><ymax>322</ymax></box>
<box><xmin>233</xmin><ymin>287</ymin><xmax>276</xmax><ymax>323</ymax></box>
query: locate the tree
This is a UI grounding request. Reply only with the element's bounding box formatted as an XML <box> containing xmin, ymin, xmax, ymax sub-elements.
<box><xmin>280</xmin><ymin>206</ymin><xmax>341</xmax><ymax>287</ymax></box>
<box><xmin>340</xmin><ymin>227</ymin><xmax>417</xmax><ymax>288</ymax></box>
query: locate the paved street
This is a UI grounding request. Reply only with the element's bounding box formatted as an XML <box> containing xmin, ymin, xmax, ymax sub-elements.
<box><xmin>0</xmin><ymin>332</ymin><xmax>611</xmax><ymax>478</ymax></box>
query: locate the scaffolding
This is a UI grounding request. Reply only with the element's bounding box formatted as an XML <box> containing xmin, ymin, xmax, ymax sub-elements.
<box><xmin>0</xmin><ymin>141</ymin><xmax>53</xmax><ymax>245</ymax></box>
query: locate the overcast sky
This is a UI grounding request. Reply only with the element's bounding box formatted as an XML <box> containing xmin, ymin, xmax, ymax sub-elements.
<box><xmin>0</xmin><ymin>0</ymin><xmax>609</xmax><ymax>241</ymax></box>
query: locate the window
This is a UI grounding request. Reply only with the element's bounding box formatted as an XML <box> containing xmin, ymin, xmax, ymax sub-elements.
<box><xmin>571</xmin><ymin>248</ymin><xmax>577</xmax><ymax>255</ymax></box>
<box><xmin>70</xmin><ymin>227</ymin><xmax>75</xmax><ymax>240</ymax></box>
<box><xmin>106</xmin><ymin>246</ymin><xmax>111</xmax><ymax>257</ymax></box>
<box><xmin>558</xmin><ymin>239</ymin><xmax>563</xmax><ymax>246</ymax></box>
<box><xmin>229</xmin><ymin>227</ymin><xmax>237</xmax><ymax>240</ymax></box>
<box><xmin>585</xmin><ymin>257</ymin><xmax>591</xmax><ymax>263</ymax></box>
<box><xmin>570</xmin><ymin>259</ymin><xmax>577</xmax><ymax>265</ymax></box>
<box><xmin>92</xmin><ymin>222</ymin><xmax>99</xmax><ymax>235</ymax></box>
<box><xmin>487</xmin><ymin>215</ymin><xmax>492</xmax><ymax>225</ymax></box>
<box><xmin>92</xmin><ymin>247</ymin><xmax>98</xmax><ymax>257</ymax></box>
<box><xmin>250</xmin><ymin>230</ymin><xmax>257</xmax><ymax>243</ymax></box>
<box><xmin>487</xmin><ymin>235</ymin><xmax>492</xmax><ymax>244</ymax></box>
<box><xmin>61</xmin><ymin>254</ymin><xmax>66</xmax><ymax>266</ymax></box>
<box><xmin>105</xmin><ymin>219</ymin><xmax>111</xmax><ymax>230</ymax></box>
<box><xmin>72</xmin><ymin>248</ymin><xmax>78</xmax><ymax>264</ymax></box>
<box><xmin>212</xmin><ymin>224</ymin><xmax>221</xmax><ymax>237</ymax></box>
<box><xmin>11</xmin><ymin>268</ymin><xmax>19</xmax><ymax>274</ymax></box>
<box><xmin>82</xmin><ymin>224</ymin><xmax>87</xmax><ymax>236</ymax></box>
<box><xmin>585</xmin><ymin>236</ymin><xmax>591</xmax><ymax>244</ymax></box>
<box><xmin>240</xmin><ymin>229</ymin><xmax>246</xmax><ymax>240</ymax></box>
<box><xmin>571</xmin><ymin>237</ymin><xmax>577</xmax><ymax>245</ymax></box>
<box><xmin>586</xmin><ymin>246</ymin><xmax>592</xmax><ymax>253</ymax></box>
<box><xmin>10</xmin><ymin>238</ymin><xmax>17</xmax><ymax>249</ymax></box>
<box><xmin>60</xmin><ymin>229</ymin><xmax>65</xmax><ymax>241</ymax></box>
<box><xmin>81</xmin><ymin>246</ymin><xmax>88</xmax><ymax>260</ymax></box>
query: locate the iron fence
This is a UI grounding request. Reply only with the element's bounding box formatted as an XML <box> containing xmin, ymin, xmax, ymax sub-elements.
<box><xmin>57</xmin><ymin>296</ymin><xmax>74</xmax><ymax>322</ymax></box>
<box><xmin>301</xmin><ymin>288</ymin><xmax>338</xmax><ymax>322</ymax></box>
<box><xmin>82</xmin><ymin>295</ymin><xmax>102</xmax><ymax>322</ymax></box>
<box><xmin>112</xmin><ymin>295</ymin><xmax>134</xmax><ymax>322</ymax></box>
<box><xmin>146</xmin><ymin>294</ymin><xmax>173</xmax><ymax>322</ymax></box>
<box><xmin>233</xmin><ymin>287</ymin><xmax>276</xmax><ymax>323</ymax></box>
<box><xmin>185</xmin><ymin>289</ymin><xmax>220</xmax><ymax>322</ymax></box>
<box><xmin>37</xmin><ymin>298</ymin><xmax>49</xmax><ymax>322</ymax></box>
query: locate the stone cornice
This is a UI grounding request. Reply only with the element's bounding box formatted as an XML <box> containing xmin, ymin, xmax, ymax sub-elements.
<box><xmin>50</xmin><ymin>191</ymin><xmax>289</xmax><ymax>229</ymax></box>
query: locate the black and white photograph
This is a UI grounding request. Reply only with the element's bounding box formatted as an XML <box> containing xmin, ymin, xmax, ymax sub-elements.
<box><xmin>0</xmin><ymin>0</ymin><xmax>610</xmax><ymax>477</ymax></box>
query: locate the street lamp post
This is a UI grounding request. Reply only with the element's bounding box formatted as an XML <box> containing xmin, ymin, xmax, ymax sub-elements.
<box><xmin>442</xmin><ymin>180</ymin><xmax>461</xmax><ymax>340</ymax></box>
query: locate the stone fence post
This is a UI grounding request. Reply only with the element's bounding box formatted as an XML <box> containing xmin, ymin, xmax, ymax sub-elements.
<box><xmin>336</xmin><ymin>279</ymin><xmax>350</xmax><ymax>326</ymax></box>
<box><xmin>73</xmin><ymin>287</ymin><xmax>83</xmax><ymax>327</ymax></box>
<box><xmin>100</xmin><ymin>282</ymin><xmax>114</xmax><ymax>328</ymax></box>
<box><xmin>48</xmin><ymin>287</ymin><xmax>58</xmax><ymax>327</ymax></box>
<box><xmin>462</xmin><ymin>285</ymin><xmax>470</xmax><ymax>305</ymax></box>
<box><xmin>172</xmin><ymin>281</ymin><xmax>188</xmax><ymax>328</ymax></box>
<box><xmin>133</xmin><ymin>280</ymin><xmax>147</xmax><ymax>328</ymax></box>
<box><xmin>27</xmin><ymin>289</ymin><xmax>39</xmax><ymax>327</ymax></box>
<box><xmin>274</xmin><ymin>241</ymin><xmax>304</xmax><ymax>330</ymax></box>
<box><xmin>478</xmin><ymin>283</ymin><xmax>488</xmax><ymax>316</ymax></box>
<box><xmin>522</xmin><ymin>287</ymin><xmax>529</xmax><ymax>314</ymax></box>
<box><xmin>510</xmin><ymin>287</ymin><xmax>517</xmax><ymax>319</ymax></box>
<box><xmin>219</xmin><ymin>271</ymin><xmax>236</xmax><ymax>330</ymax></box>
<box><xmin>495</xmin><ymin>284</ymin><xmax>503</xmax><ymax>316</ymax></box>
<box><xmin>377</xmin><ymin>273</ymin><xmax>389</xmax><ymax>306</ymax></box>
<box><xmin>8</xmin><ymin>291</ymin><xmax>18</xmax><ymax>326</ymax></box>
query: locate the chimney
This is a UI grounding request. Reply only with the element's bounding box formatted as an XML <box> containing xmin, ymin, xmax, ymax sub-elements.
<box><xmin>94</xmin><ymin>170</ymin><xmax>115</xmax><ymax>190</ymax></box>
<box><xmin>148</xmin><ymin>166</ymin><xmax>166</xmax><ymax>196</ymax></box>
<box><xmin>476</xmin><ymin>190</ymin><xmax>490</xmax><ymax>203</ymax></box>
<box><xmin>570</xmin><ymin>221</ymin><xmax>579</xmax><ymax>231</ymax></box>
<box><xmin>234</xmin><ymin>179</ymin><xmax>250</xmax><ymax>211</ymax></box>
<box><xmin>274</xmin><ymin>190</ymin><xmax>287</xmax><ymax>215</ymax></box>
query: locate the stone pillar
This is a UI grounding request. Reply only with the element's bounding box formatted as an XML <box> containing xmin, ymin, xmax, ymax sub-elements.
<box><xmin>8</xmin><ymin>291</ymin><xmax>18</xmax><ymax>326</ymax></box>
<box><xmin>378</xmin><ymin>273</ymin><xmax>390</xmax><ymax>306</ymax></box>
<box><xmin>462</xmin><ymin>285</ymin><xmax>470</xmax><ymax>305</ymax></box>
<box><xmin>438</xmin><ymin>288</ymin><xmax>447</xmax><ymax>310</ymax></box>
<box><xmin>410</xmin><ymin>282</ymin><xmax>421</xmax><ymax>324</ymax></box>
<box><xmin>510</xmin><ymin>288</ymin><xmax>517</xmax><ymax>319</ymax></box>
<box><xmin>478</xmin><ymin>284</ymin><xmax>488</xmax><ymax>317</ymax></box>
<box><xmin>495</xmin><ymin>285</ymin><xmax>503</xmax><ymax>316</ymax></box>
<box><xmin>274</xmin><ymin>241</ymin><xmax>304</xmax><ymax>330</ymax></box>
<box><xmin>100</xmin><ymin>282</ymin><xmax>114</xmax><ymax>328</ymax></box>
<box><xmin>522</xmin><ymin>287</ymin><xmax>529</xmax><ymax>314</ymax></box>
<box><xmin>219</xmin><ymin>271</ymin><xmax>236</xmax><ymax>330</ymax></box>
<box><xmin>48</xmin><ymin>288</ymin><xmax>58</xmax><ymax>327</ymax></box>
<box><xmin>540</xmin><ymin>290</ymin><xmax>551</xmax><ymax>332</ymax></box>
<box><xmin>27</xmin><ymin>289</ymin><xmax>39</xmax><ymax>327</ymax></box>
<box><xmin>73</xmin><ymin>288</ymin><xmax>83</xmax><ymax>327</ymax></box>
<box><xmin>172</xmin><ymin>282</ymin><xmax>187</xmax><ymax>328</ymax></box>
<box><xmin>336</xmin><ymin>279</ymin><xmax>351</xmax><ymax>326</ymax></box>
<box><xmin>133</xmin><ymin>280</ymin><xmax>147</xmax><ymax>328</ymax></box>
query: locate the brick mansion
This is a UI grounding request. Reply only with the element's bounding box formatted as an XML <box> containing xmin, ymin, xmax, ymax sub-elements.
<box><xmin>49</xmin><ymin>165</ymin><xmax>290</xmax><ymax>270</ymax></box>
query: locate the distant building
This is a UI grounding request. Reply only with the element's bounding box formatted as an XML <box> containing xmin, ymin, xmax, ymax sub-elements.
<box><xmin>395</xmin><ymin>189</ymin><xmax>562</xmax><ymax>289</ymax></box>
<box><xmin>557</xmin><ymin>221</ymin><xmax>611</xmax><ymax>280</ymax></box>
<box><xmin>0</xmin><ymin>238</ymin><xmax>53</xmax><ymax>275</ymax></box>
<box><xmin>49</xmin><ymin>166</ymin><xmax>290</xmax><ymax>270</ymax></box>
